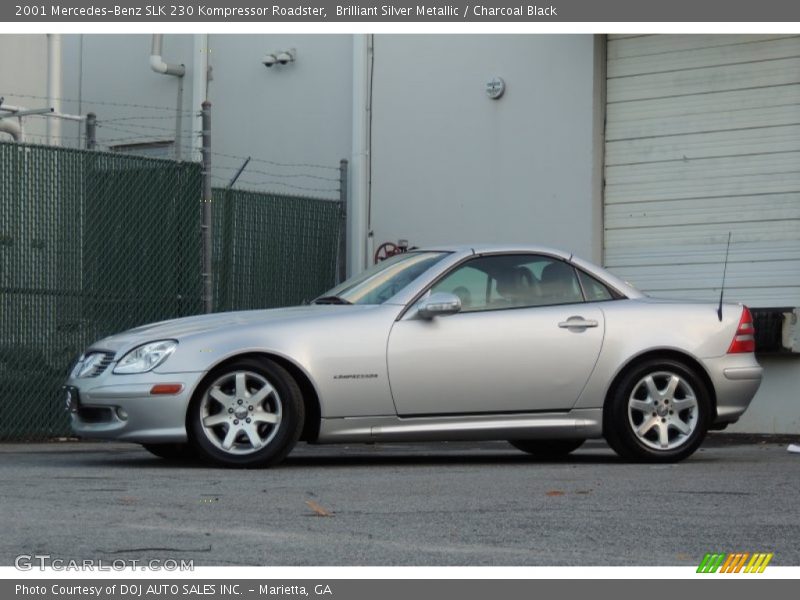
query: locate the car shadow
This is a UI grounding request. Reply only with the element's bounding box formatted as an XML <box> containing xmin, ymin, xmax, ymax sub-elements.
<box><xmin>281</xmin><ymin>450</ymin><xmax>624</xmax><ymax>468</ymax></box>
<box><xmin>65</xmin><ymin>449</ymin><xmax>629</xmax><ymax>469</ymax></box>
<box><xmin>39</xmin><ymin>441</ymin><xmax>724</xmax><ymax>469</ymax></box>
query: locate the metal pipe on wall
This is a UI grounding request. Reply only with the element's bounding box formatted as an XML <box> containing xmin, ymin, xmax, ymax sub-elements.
<box><xmin>47</xmin><ymin>34</ymin><xmax>62</xmax><ymax>145</ymax></box>
<box><xmin>349</xmin><ymin>34</ymin><xmax>371</xmax><ymax>276</ymax></box>
<box><xmin>0</xmin><ymin>118</ymin><xmax>22</xmax><ymax>142</ymax></box>
<box><xmin>150</xmin><ymin>34</ymin><xmax>186</xmax><ymax>160</ymax></box>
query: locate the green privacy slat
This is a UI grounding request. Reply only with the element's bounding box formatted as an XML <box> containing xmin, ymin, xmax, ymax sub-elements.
<box><xmin>0</xmin><ymin>142</ymin><xmax>341</xmax><ymax>440</ymax></box>
<box><xmin>211</xmin><ymin>188</ymin><xmax>342</xmax><ymax>313</ymax></box>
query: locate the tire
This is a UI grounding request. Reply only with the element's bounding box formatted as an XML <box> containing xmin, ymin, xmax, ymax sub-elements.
<box><xmin>188</xmin><ymin>358</ymin><xmax>305</xmax><ymax>468</ymax></box>
<box><xmin>604</xmin><ymin>358</ymin><xmax>710</xmax><ymax>463</ymax></box>
<box><xmin>142</xmin><ymin>443</ymin><xmax>195</xmax><ymax>460</ymax></box>
<box><xmin>508</xmin><ymin>438</ymin><xmax>585</xmax><ymax>458</ymax></box>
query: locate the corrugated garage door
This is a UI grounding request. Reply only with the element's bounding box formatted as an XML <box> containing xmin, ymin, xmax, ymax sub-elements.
<box><xmin>604</xmin><ymin>35</ymin><xmax>800</xmax><ymax>308</ymax></box>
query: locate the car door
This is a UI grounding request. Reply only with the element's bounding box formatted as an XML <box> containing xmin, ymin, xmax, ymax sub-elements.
<box><xmin>386</xmin><ymin>253</ymin><xmax>605</xmax><ymax>416</ymax></box>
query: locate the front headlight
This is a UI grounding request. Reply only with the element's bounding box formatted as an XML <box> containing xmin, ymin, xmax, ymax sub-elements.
<box><xmin>113</xmin><ymin>340</ymin><xmax>177</xmax><ymax>374</ymax></box>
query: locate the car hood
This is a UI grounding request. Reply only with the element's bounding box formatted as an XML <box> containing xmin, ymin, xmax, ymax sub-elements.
<box><xmin>90</xmin><ymin>305</ymin><xmax>360</xmax><ymax>355</ymax></box>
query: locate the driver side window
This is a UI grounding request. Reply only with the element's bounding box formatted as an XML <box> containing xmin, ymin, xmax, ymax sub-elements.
<box><xmin>431</xmin><ymin>265</ymin><xmax>490</xmax><ymax>311</ymax></box>
<box><xmin>431</xmin><ymin>254</ymin><xmax>584</xmax><ymax>312</ymax></box>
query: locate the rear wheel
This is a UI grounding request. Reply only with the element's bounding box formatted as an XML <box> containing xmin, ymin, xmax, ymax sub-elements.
<box><xmin>508</xmin><ymin>438</ymin><xmax>585</xmax><ymax>458</ymax></box>
<box><xmin>604</xmin><ymin>358</ymin><xmax>710</xmax><ymax>462</ymax></box>
<box><xmin>188</xmin><ymin>358</ymin><xmax>304</xmax><ymax>468</ymax></box>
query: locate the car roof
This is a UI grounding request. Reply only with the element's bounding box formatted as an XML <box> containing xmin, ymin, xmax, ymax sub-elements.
<box><xmin>412</xmin><ymin>244</ymin><xmax>643</xmax><ymax>299</ymax></box>
<box><xmin>420</xmin><ymin>244</ymin><xmax>573</xmax><ymax>259</ymax></box>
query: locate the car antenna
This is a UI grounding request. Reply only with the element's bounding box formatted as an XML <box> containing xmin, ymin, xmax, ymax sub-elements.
<box><xmin>717</xmin><ymin>232</ymin><xmax>732</xmax><ymax>322</ymax></box>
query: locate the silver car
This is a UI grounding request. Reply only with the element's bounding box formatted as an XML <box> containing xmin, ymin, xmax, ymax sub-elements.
<box><xmin>64</xmin><ymin>245</ymin><xmax>762</xmax><ymax>467</ymax></box>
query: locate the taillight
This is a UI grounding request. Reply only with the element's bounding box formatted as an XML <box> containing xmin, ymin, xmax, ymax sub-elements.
<box><xmin>727</xmin><ymin>306</ymin><xmax>755</xmax><ymax>353</ymax></box>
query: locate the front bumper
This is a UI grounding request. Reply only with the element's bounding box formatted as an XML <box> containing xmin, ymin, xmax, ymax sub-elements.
<box><xmin>65</xmin><ymin>370</ymin><xmax>206</xmax><ymax>444</ymax></box>
<box><xmin>703</xmin><ymin>353</ymin><xmax>763</xmax><ymax>425</ymax></box>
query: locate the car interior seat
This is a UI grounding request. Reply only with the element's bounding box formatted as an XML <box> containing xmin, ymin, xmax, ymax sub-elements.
<box><xmin>539</xmin><ymin>261</ymin><xmax>577</xmax><ymax>303</ymax></box>
<box><xmin>495</xmin><ymin>266</ymin><xmax>538</xmax><ymax>307</ymax></box>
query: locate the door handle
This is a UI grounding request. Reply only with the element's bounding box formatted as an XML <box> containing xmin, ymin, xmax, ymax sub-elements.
<box><xmin>558</xmin><ymin>316</ymin><xmax>599</xmax><ymax>329</ymax></box>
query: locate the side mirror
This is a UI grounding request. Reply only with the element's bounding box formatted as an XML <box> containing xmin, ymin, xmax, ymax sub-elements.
<box><xmin>416</xmin><ymin>292</ymin><xmax>462</xmax><ymax>319</ymax></box>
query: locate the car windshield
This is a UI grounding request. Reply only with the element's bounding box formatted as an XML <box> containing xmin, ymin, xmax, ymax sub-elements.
<box><xmin>315</xmin><ymin>251</ymin><xmax>449</xmax><ymax>305</ymax></box>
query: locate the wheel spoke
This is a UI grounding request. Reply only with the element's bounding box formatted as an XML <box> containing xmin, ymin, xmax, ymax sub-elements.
<box><xmin>248</xmin><ymin>381</ymin><xmax>276</xmax><ymax>407</ymax></box>
<box><xmin>671</xmin><ymin>418</ymin><xmax>691</xmax><ymax>435</ymax></box>
<box><xmin>630</xmin><ymin>399</ymin><xmax>653</xmax><ymax>414</ymax></box>
<box><xmin>221</xmin><ymin>425</ymin><xmax>238</xmax><ymax>450</ymax></box>
<box><xmin>644</xmin><ymin>375</ymin><xmax>660</xmax><ymax>400</ymax></box>
<box><xmin>235</xmin><ymin>372</ymin><xmax>248</xmax><ymax>399</ymax></box>
<box><xmin>664</xmin><ymin>375</ymin><xmax>680</xmax><ymax>399</ymax></box>
<box><xmin>209</xmin><ymin>386</ymin><xmax>233</xmax><ymax>406</ymax></box>
<box><xmin>657</xmin><ymin>422</ymin><xmax>670</xmax><ymax>448</ymax></box>
<box><xmin>203</xmin><ymin>413</ymin><xmax>229</xmax><ymax>427</ymax></box>
<box><xmin>672</xmin><ymin>396</ymin><xmax>697</xmax><ymax>412</ymax></box>
<box><xmin>252</xmin><ymin>409</ymin><xmax>279</xmax><ymax>425</ymax></box>
<box><xmin>243</xmin><ymin>425</ymin><xmax>262</xmax><ymax>449</ymax></box>
<box><xmin>637</xmin><ymin>416</ymin><xmax>659</xmax><ymax>437</ymax></box>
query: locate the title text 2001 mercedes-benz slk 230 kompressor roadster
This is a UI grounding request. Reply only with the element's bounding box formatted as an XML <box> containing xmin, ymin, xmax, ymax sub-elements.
<box><xmin>63</xmin><ymin>245</ymin><xmax>762</xmax><ymax>467</ymax></box>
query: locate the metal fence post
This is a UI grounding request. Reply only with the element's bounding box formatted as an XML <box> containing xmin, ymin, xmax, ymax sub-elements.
<box><xmin>85</xmin><ymin>112</ymin><xmax>96</xmax><ymax>150</ymax></box>
<box><xmin>201</xmin><ymin>101</ymin><xmax>213</xmax><ymax>313</ymax></box>
<box><xmin>337</xmin><ymin>159</ymin><xmax>348</xmax><ymax>283</ymax></box>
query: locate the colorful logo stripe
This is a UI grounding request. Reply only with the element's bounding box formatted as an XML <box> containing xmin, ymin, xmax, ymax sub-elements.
<box><xmin>697</xmin><ymin>552</ymin><xmax>773</xmax><ymax>573</ymax></box>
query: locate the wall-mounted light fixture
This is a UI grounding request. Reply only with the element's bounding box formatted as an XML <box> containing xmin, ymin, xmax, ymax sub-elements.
<box><xmin>263</xmin><ymin>49</ymin><xmax>297</xmax><ymax>68</ymax></box>
<box><xmin>486</xmin><ymin>76</ymin><xmax>506</xmax><ymax>99</ymax></box>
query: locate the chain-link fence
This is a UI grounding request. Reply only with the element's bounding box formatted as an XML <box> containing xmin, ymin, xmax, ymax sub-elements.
<box><xmin>213</xmin><ymin>188</ymin><xmax>343</xmax><ymax>312</ymax></box>
<box><xmin>0</xmin><ymin>141</ymin><xmax>344</xmax><ymax>440</ymax></box>
<box><xmin>0</xmin><ymin>142</ymin><xmax>202</xmax><ymax>439</ymax></box>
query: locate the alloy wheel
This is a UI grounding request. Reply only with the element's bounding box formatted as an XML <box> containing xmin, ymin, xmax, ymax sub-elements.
<box><xmin>198</xmin><ymin>370</ymin><xmax>283</xmax><ymax>455</ymax></box>
<box><xmin>627</xmin><ymin>371</ymin><xmax>699</xmax><ymax>451</ymax></box>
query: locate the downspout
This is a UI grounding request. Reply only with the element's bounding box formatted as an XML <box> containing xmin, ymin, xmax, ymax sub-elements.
<box><xmin>349</xmin><ymin>34</ymin><xmax>372</xmax><ymax>276</ymax></box>
<box><xmin>47</xmin><ymin>34</ymin><xmax>62</xmax><ymax>145</ymax></box>
<box><xmin>150</xmin><ymin>35</ymin><xmax>186</xmax><ymax>160</ymax></box>
<box><xmin>150</xmin><ymin>35</ymin><xmax>186</xmax><ymax>76</ymax></box>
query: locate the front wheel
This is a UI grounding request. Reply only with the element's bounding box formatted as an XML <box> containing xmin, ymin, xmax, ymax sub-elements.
<box><xmin>508</xmin><ymin>438</ymin><xmax>585</xmax><ymax>458</ymax></box>
<box><xmin>604</xmin><ymin>358</ymin><xmax>710</xmax><ymax>462</ymax></box>
<box><xmin>188</xmin><ymin>358</ymin><xmax>304</xmax><ymax>468</ymax></box>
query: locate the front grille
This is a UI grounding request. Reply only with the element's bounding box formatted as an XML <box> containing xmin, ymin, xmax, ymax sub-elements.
<box><xmin>82</xmin><ymin>351</ymin><xmax>116</xmax><ymax>377</ymax></box>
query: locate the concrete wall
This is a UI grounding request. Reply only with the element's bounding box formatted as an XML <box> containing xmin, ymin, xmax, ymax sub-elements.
<box><xmin>60</xmin><ymin>34</ymin><xmax>194</xmax><ymax>150</ymax></box>
<box><xmin>60</xmin><ymin>34</ymin><xmax>352</xmax><ymax>191</ymax></box>
<box><xmin>209</xmin><ymin>34</ymin><xmax>353</xmax><ymax>187</ymax></box>
<box><xmin>0</xmin><ymin>34</ymin><xmax>48</xmax><ymax>143</ymax></box>
<box><xmin>369</xmin><ymin>34</ymin><xmax>602</xmax><ymax>263</ymax></box>
<box><xmin>730</xmin><ymin>356</ymin><xmax>800</xmax><ymax>434</ymax></box>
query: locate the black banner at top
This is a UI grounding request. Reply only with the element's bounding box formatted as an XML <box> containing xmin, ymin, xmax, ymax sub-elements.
<box><xmin>4</xmin><ymin>0</ymin><xmax>800</xmax><ymax>22</ymax></box>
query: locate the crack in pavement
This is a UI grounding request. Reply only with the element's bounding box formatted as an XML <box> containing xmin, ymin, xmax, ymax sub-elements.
<box><xmin>102</xmin><ymin>545</ymin><xmax>213</xmax><ymax>554</ymax></box>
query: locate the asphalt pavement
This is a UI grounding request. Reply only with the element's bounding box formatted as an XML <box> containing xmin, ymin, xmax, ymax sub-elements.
<box><xmin>0</xmin><ymin>437</ymin><xmax>797</xmax><ymax>566</ymax></box>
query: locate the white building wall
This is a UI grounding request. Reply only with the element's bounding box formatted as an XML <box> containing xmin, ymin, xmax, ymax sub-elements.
<box><xmin>208</xmin><ymin>34</ymin><xmax>353</xmax><ymax>188</ymax></box>
<box><xmin>60</xmin><ymin>34</ymin><xmax>195</xmax><ymax>150</ymax></box>
<box><xmin>0</xmin><ymin>34</ymin><xmax>49</xmax><ymax>143</ymax></box>
<box><xmin>731</xmin><ymin>356</ymin><xmax>800</xmax><ymax>434</ymax></box>
<box><xmin>59</xmin><ymin>34</ymin><xmax>353</xmax><ymax>190</ymax></box>
<box><xmin>368</xmin><ymin>34</ymin><xmax>602</xmax><ymax>263</ymax></box>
